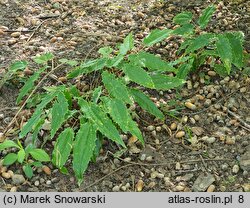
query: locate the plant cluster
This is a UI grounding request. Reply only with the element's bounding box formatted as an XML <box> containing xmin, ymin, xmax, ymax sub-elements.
<box><xmin>0</xmin><ymin>5</ymin><xmax>246</xmax><ymax>185</ymax></box>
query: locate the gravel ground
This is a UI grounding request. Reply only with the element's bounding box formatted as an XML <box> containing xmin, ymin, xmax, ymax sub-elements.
<box><xmin>0</xmin><ymin>0</ymin><xmax>250</xmax><ymax>192</ymax></box>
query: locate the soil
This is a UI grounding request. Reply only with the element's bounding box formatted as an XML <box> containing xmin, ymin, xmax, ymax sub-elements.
<box><xmin>0</xmin><ymin>0</ymin><xmax>250</xmax><ymax>192</ymax></box>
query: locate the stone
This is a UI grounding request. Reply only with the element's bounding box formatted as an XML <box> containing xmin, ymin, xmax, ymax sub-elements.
<box><xmin>207</xmin><ymin>184</ymin><xmax>216</xmax><ymax>192</ymax></box>
<box><xmin>232</xmin><ymin>164</ymin><xmax>240</xmax><ymax>174</ymax></box>
<box><xmin>192</xmin><ymin>173</ymin><xmax>215</xmax><ymax>192</ymax></box>
<box><xmin>239</xmin><ymin>147</ymin><xmax>250</xmax><ymax>171</ymax></box>
<box><xmin>112</xmin><ymin>185</ymin><xmax>120</xmax><ymax>192</ymax></box>
<box><xmin>12</xmin><ymin>174</ymin><xmax>25</xmax><ymax>185</ymax></box>
<box><xmin>191</xmin><ymin>127</ymin><xmax>204</xmax><ymax>136</ymax></box>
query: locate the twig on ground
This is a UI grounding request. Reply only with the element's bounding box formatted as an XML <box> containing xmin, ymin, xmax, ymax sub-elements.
<box><xmin>0</xmin><ymin>107</ymin><xmax>19</xmax><ymax>112</ymax></box>
<box><xmin>227</xmin><ymin>109</ymin><xmax>250</xmax><ymax>129</ymax></box>
<box><xmin>26</xmin><ymin>20</ymin><xmax>45</xmax><ymax>43</ymax></box>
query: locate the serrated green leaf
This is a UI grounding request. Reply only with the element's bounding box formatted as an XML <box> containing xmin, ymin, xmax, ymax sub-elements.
<box><xmin>67</xmin><ymin>58</ymin><xmax>107</xmax><ymax>78</ymax></box>
<box><xmin>23</xmin><ymin>164</ymin><xmax>33</xmax><ymax>178</ymax></box>
<box><xmin>119</xmin><ymin>33</ymin><xmax>134</xmax><ymax>55</ymax></box>
<box><xmin>198</xmin><ymin>5</ymin><xmax>216</xmax><ymax>29</ymax></box>
<box><xmin>52</xmin><ymin>128</ymin><xmax>74</xmax><ymax>168</ymax></box>
<box><xmin>33</xmin><ymin>52</ymin><xmax>54</xmax><ymax>64</ymax></box>
<box><xmin>0</xmin><ymin>140</ymin><xmax>20</xmax><ymax>151</ymax></box>
<box><xmin>143</xmin><ymin>28</ymin><xmax>172</xmax><ymax>46</ymax></box>
<box><xmin>123</xmin><ymin>63</ymin><xmax>154</xmax><ymax>88</ymax></box>
<box><xmin>51</xmin><ymin>92</ymin><xmax>69</xmax><ymax>138</ymax></box>
<box><xmin>78</xmin><ymin>98</ymin><xmax>126</xmax><ymax>147</ymax></box>
<box><xmin>60</xmin><ymin>167</ymin><xmax>69</xmax><ymax>175</ymax></box>
<box><xmin>106</xmin><ymin>54</ymin><xmax>124</xmax><ymax>68</ymax></box>
<box><xmin>130</xmin><ymin>89</ymin><xmax>164</xmax><ymax>120</ymax></box>
<box><xmin>177</xmin><ymin>62</ymin><xmax>193</xmax><ymax>80</ymax></box>
<box><xmin>59</xmin><ymin>58</ymin><xmax>78</xmax><ymax>66</ymax></box>
<box><xmin>169</xmin><ymin>56</ymin><xmax>191</xmax><ymax>66</ymax></box>
<box><xmin>216</xmin><ymin>34</ymin><xmax>232</xmax><ymax>74</ymax></box>
<box><xmin>185</xmin><ymin>33</ymin><xmax>215</xmax><ymax>53</ymax></box>
<box><xmin>20</xmin><ymin>90</ymin><xmax>59</xmax><ymax>138</ymax></box>
<box><xmin>173</xmin><ymin>11</ymin><xmax>193</xmax><ymax>25</ymax></box>
<box><xmin>150</xmin><ymin>74</ymin><xmax>185</xmax><ymax>90</ymax></box>
<box><xmin>106</xmin><ymin>98</ymin><xmax>144</xmax><ymax>145</ymax></box>
<box><xmin>98</xmin><ymin>46</ymin><xmax>113</xmax><ymax>58</ymax></box>
<box><xmin>92</xmin><ymin>86</ymin><xmax>102</xmax><ymax>103</ymax></box>
<box><xmin>10</xmin><ymin>61</ymin><xmax>28</xmax><ymax>71</ymax></box>
<box><xmin>3</xmin><ymin>153</ymin><xmax>17</xmax><ymax>166</ymax></box>
<box><xmin>213</xmin><ymin>64</ymin><xmax>228</xmax><ymax>77</ymax></box>
<box><xmin>29</xmin><ymin>148</ymin><xmax>50</xmax><ymax>162</ymax></box>
<box><xmin>225</xmin><ymin>32</ymin><xmax>243</xmax><ymax>69</ymax></box>
<box><xmin>17</xmin><ymin>149</ymin><xmax>25</xmax><ymax>163</ymax></box>
<box><xmin>16</xmin><ymin>67</ymin><xmax>47</xmax><ymax>104</ymax></box>
<box><xmin>19</xmin><ymin>110</ymin><xmax>43</xmax><ymax>138</ymax></box>
<box><xmin>102</xmin><ymin>71</ymin><xmax>132</xmax><ymax>104</ymax></box>
<box><xmin>172</xmin><ymin>23</ymin><xmax>194</xmax><ymax>36</ymax></box>
<box><xmin>73</xmin><ymin>122</ymin><xmax>97</xmax><ymax>186</ymax></box>
<box><xmin>129</xmin><ymin>52</ymin><xmax>177</xmax><ymax>72</ymax></box>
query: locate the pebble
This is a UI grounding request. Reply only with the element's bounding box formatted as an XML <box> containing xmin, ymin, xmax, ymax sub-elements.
<box><xmin>242</xmin><ymin>183</ymin><xmax>250</xmax><ymax>192</ymax></box>
<box><xmin>140</xmin><ymin>154</ymin><xmax>146</xmax><ymax>161</ymax></box>
<box><xmin>176</xmin><ymin>131</ymin><xmax>185</xmax><ymax>138</ymax></box>
<box><xmin>220</xmin><ymin>185</ymin><xmax>227</xmax><ymax>192</ymax></box>
<box><xmin>150</xmin><ymin>171</ymin><xmax>158</xmax><ymax>179</ymax></box>
<box><xmin>202</xmin><ymin>136</ymin><xmax>216</xmax><ymax>144</ymax></box>
<box><xmin>185</xmin><ymin>102</ymin><xmax>197</xmax><ymax>110</ymax></box>
<box><xmin>34</xmin><ymin>180</ymin><xmax>40</xmax><ymax>186</ymax></box>
<box><xmin>221</xmin><ymin>163</ymin><xmax>229</xmax><ymax>170</ymax></box>
<box><xmin>148</xmin><ymin>181</ymin><xmax>156</xmax><ymax>188</ymax></box>
<box><xmin>175</xmin><ymin>185</ymin><xmax>185</xmax><ymax>191</ymax></box>
<box><xmin>170</xmin><ymin>123</ymin><xmax>177</xmax><ymax>130</ymax></box>
<box><xmin>147</xmin><ymin>125</ymin><xmax>155</xmax><ymax>131</ymax></box>
<box><xmin>239</xmin><ymin>149</ymin><xmax>250</xmax><ymax>171</ymax></box>
<box><xmin>175</xmin><ymin>162</ymin><xmax>181</xmax><ymax>170</ymax></box>
<box><xmin>2</xmin><ymin>172</ymin><xmax>11</xmax><ymax>179</ymax></box>
<box><xmin>8</xmin><ymin>39</ymin><xmax>17</xmax><ymax>45</ymax></box>
<box><xmin>204</xmin><ymin>99</ymin><xmax>212</xmax><ymax>107</ymax></box>
<box><xmin>136</xmin><ymin>180</ymin><xmax>144</xmax><ymax>192</ymax></box>
<box><xmin>125</xmin><ymin>183</ymin><xmax>131</xmax><ymax>189</ymax></box>
<box><xmin>112</xmin><ymin>185</ymin><xmax>120</xmax><ymax>192</ymax></box>
<box><xmin>10</xmin><ymin>186</ymin><xmax>17</xmax><ymax>192</ymax></box>
<box><xmin>194</xmin><ymin>115</ymin><xmax>200</xmax><ymax>121</ymax></box>
<box><xmin>240</xmin><ymin>87</ymin><xmax>247</xmax><ymax>93</ymax></box>
<box><xmin>225</xmin><ymin>137</ymin><xmax>236</xmax><ymax>145</ymax></box>
<box><xmin>208</xmin><ymin>71</ymin><xmax>216</xmax><ymax>76</ymax></box>
<box><xmin>207</xmin><ymin>184</ymin><xmax>216</xmax><ymax>192</ymax></box>
<box><xmin>42</xmin><ymin>165</ymin><xmax>51</xmax><ymax>175</ymax></box>
<box><xmin>146</xmin><ymin>156</ymin><xmax>153</xmax><ymax>162</ymax></box>
<box><xmin>0</xmin><ymin>114</ymin><xmax>4</xmax><ymax>119</ymax></box>
<box><xmin>232</xmin><ymin>164</ymin><xmax>240</xmax><ymax>174</ymax></box>
<box><xmin>157</xmin><ymin>173</ymin><xmax>165</xmax><ymax>179</ymax></box>
<box><xmin>12</xmin><ymin>174</ymin><xmax>25</xmax><ymax>185</ymax></box>
<box><xmin>190</xmin><ymin>117</ymin><xmax>196</xmax><ymax>124</ymax></box>
<box><xmin>192</xmin><ymin>173</ymin><xmax>215</xmax><ymax>192</ymax></box>
<box><xmin>120</xmin><ymin>186</ymin><xmax>127</xmax><ymax>191</ymax></box>
<box><xmin>191</xmin><ymin>127</ymin><xmax>204</xmax><ymax>136</ymax></box>
<box><xmin>123</xmin><ymin>157</ymin><xmax>132</xmax><ymax>162</ymax></box>
<box><xmin>11</xmin><ymin>32</ymin><xmax>21</xmax><ymax>38</ymax></box>
<box><xmin>40</xmin><ymin>178</ymin><xmax>45</xmax><ymax>184</ymax></box>
<box><xmin>46</xmin><ymin>180</ymin><xmax>52</xmax><ymax>185</ymax></box>
<box><xmin>156</xmin><ymin>126</ymin><xmax>162</xmax><ymax>132</ymax></box>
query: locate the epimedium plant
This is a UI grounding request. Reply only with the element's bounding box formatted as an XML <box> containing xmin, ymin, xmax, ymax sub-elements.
<box><xmin>0</xmin><ymin>5</ymin><xmax>246</xmax><ymax>185</ymax></box>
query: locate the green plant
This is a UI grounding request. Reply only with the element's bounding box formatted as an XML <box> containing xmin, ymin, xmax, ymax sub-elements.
<box><xmin>1</xmin><ymin>5</ymin><xmax>246</xmax><ymax>185</ymax></box>
<box><xmin>0</xmin><ymin>61</ymin><xmax>28</xmax><ymax>89</ymax></box>
<box><xmin>0</xmin><ymin>140</ymin><xmax>50</xmax><ymax>178</ymax></box>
